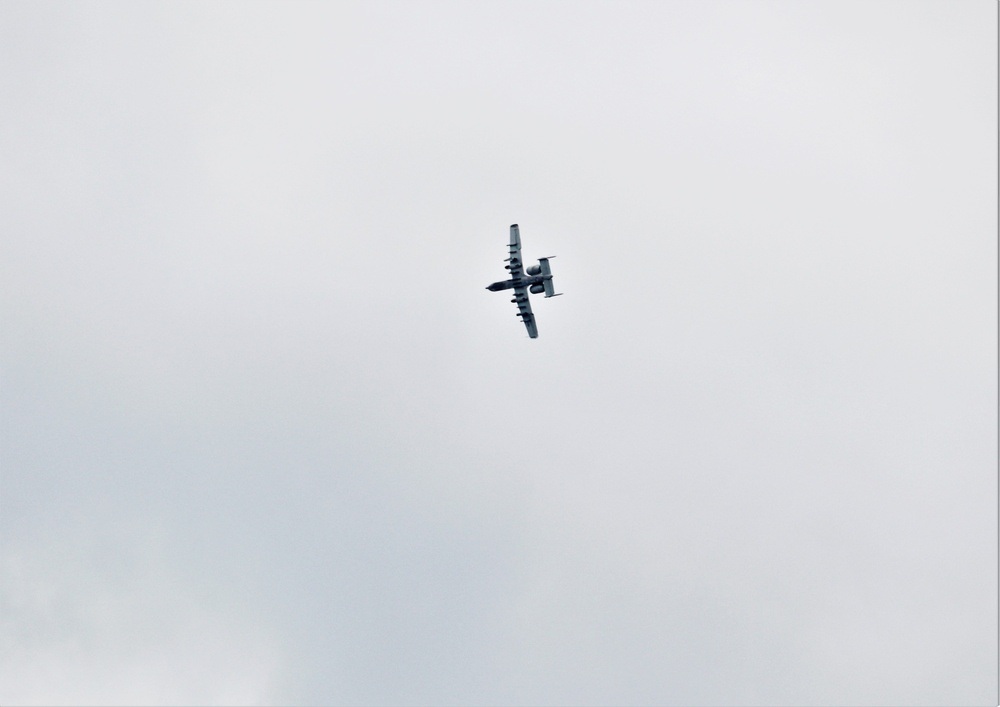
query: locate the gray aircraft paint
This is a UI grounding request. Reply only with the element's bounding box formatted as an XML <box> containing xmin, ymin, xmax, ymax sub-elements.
<box><xmin>486</xmin><ymin>224</ymin><xmax>561</xmax><ymax>338</ymax></box>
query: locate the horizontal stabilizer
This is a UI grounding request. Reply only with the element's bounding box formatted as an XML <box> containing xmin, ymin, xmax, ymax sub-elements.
<box><xmin>538</xmin><ymin>257</ymin><xmax>559</xmax><ymax>297</ymax></box>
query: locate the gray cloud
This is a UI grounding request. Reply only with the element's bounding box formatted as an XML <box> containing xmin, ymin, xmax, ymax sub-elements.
<box><xmin>1</xmin><ymin>2</ymin><xmax>995</xmax><ymax>705</ymax></box>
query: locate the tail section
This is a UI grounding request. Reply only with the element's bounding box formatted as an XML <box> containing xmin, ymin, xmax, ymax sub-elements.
<box><xmin>538</xmin><ymin>257</ymin><xmax>562</xmax><ymax>297</ymax></box>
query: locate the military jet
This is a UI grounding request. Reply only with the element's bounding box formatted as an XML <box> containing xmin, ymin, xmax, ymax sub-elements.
<box><xmin>486</xmin><ymin>224</ymin><xmax>561</xmax><ymax>338</ymax></box>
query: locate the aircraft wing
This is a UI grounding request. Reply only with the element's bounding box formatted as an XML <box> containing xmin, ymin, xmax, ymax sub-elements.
<box><xmin>506</xmin><ymin>224</ymin><xmax>524</xmax><ymax>278</ymax></box>
<box><xmin>512</xmin><ymin>285</ymin><xmax>538</xmax><ymax>338</ymax></box>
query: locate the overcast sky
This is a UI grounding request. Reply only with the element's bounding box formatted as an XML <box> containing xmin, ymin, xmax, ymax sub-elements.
<box><xmin>1</xmin><ymin>2</ymin><xmax>996</xmax><ymax>705</ymax></box>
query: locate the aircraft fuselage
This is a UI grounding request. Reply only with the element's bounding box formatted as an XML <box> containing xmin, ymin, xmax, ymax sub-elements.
<box><xmin>486</xmin><ymin>274</ymin><xmax>549</xmax><ymax>292</ymax></box>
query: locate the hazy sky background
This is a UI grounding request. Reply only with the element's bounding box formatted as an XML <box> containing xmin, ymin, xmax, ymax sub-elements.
<box><xmin>1</xmin><ymin>2</ymin><xmax>996</xmax><ymax>705</ymax></box>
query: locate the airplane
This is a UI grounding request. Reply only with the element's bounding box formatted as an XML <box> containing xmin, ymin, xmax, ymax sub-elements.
<box><xmin>486</xmin><ymin>224</ymin><xmax>561</xmax><ymax>338</ymax></box>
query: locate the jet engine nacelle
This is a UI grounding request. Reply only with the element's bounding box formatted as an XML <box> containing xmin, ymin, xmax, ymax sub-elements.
<box><xmin>526</xmin><ymin>264</ymin><xmax>542</xmax><ymax>276</ymax></box>
<box><xmin>529</xmin><ymin>283</ymin><xmax>545</xmax><ymax>294</ymax></box>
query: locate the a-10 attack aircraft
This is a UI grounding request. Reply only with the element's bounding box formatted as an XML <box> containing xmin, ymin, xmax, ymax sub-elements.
<box><xmin>486</xmin><ymin>224</ymin><xmax>561</xmax><ymax>338</ymax></box>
